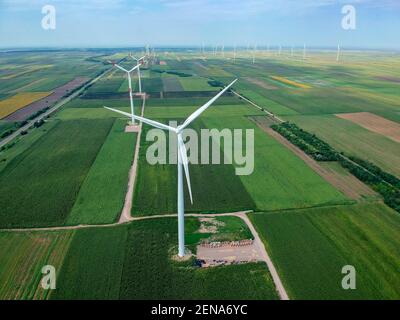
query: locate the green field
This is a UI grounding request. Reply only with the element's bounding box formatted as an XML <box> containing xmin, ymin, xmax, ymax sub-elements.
<box><xmin>202</xmin><ymin>115</ymin><xmax>349</xmax><ymax>211</ymax></box>
<box><xmin>286</xmin><ymin>114</ymin><xmax>400</xmax><ymax>177</ymax></box>
<box><xmin>119</xmin><ymin>218</ymin><xmax>278</xmax><ymax>299</ymax></box>
<box><xmin>179</xmin><ymin>77</ymin><xmax>215</xmax><ymax>91</ymax></box>
<box><xmin>250</xmin><ymin>203</ymin><xmax>400</xmax><ymax>299</ymax></box>
<box><xmin>0</xmin><ymin>119</ymin><xmax>113</xmax><ymax>228</ymax></box>
<box><xmin>47</xmin><ymin>217</ymin><xmax>278</xmax><ymax>300</ymax></box>
<box><xmin>67</xmin><ymin>119</ymin><xmax>136</xmax><ymax>225</ymax></box>
<box><xmin>51</xmin><ymin>226</ymin><xmax>127</xmax><ymax>300</ymax></box>
<box><xmin>0</xmin><ymin>230</ymin><xmax>74</xmax><ymax>300</ymax></box>
<box><xmin>133</xmin><ymin>121</ymin><xmax>256</xmax><ymax>215</ymax></box>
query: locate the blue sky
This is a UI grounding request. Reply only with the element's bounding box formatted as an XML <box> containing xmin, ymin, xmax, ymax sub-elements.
<box><xmin>0</xmin><ymin>0</ymin><xmax>399</xmax><ymax>49</ymax></box>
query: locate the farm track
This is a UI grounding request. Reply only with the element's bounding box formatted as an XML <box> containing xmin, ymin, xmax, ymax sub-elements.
<box><xmin>0</xmin><ymin>67</ymin><xmax>112</xmax><ymax>149</ymax></box>
<box><xmin>119</xmin><ymin>95</ymin><xmax>146</xmax><ymax>223</ymax></box>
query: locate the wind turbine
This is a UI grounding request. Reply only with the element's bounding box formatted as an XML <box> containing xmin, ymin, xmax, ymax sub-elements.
<box><xmin>104</xmin><ymin>79</ymin><xmax>238</xmax><ymax>257</ymax></box>
<box><xmin>278</xmin><ymin>44</ymin><xmax>282</xmax><ymax>56</ymax></box>
<box><xmin>129</xmin><ymin>54</ymin><xmax>146</xmax><ymax>94</ymax></box>
<box><xmin>253</xmin><ymin>44</ymin><xmax>257</xmax><ymax>64</ymax></box>
<box><xmin>109</xmin><ymin>60</ymin><xmax>140</xmax><ymax>125</ymax></box>
<box><xmin>337</xmin><ymin>44</ymin><xmax>341</xmax><ymax>62</ymax></box>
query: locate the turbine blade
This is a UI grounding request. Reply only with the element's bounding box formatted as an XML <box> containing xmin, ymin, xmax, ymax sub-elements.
<box><xmin>129</xmin><ymin>64</ymin><xmax>140</xmax><ymax>73</ymax></box>
<box><xmin>114</xmin><ymin>64</ymin><xmax>129</xmax><ymax>73</ymax></box>
<box><xmin>104</xmin><ymin>107</ymin><xmax>177</xmax><ymax>132</ymax></box>
<box><xmin>179</xmin><ymin>79</ymin><xmax>238</xmax><ymax>131</ymax></box>
<box><xmin>178</xmin><ymin>134</ymin><xmax>193</xmax><ymax>204</ymax></box>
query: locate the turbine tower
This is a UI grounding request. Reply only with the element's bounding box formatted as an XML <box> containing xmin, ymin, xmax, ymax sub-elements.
<box><xmin>129</xmin><ymin>54</ymin><xmax>146</xmax><ymax>94</ymax></box>
<box><xmin>279</xmin><ymin>44</ymin><xmax>282</xmax><ymax>56</ymax></box>
<box><xmin>337</xmin><ymin>44</ymin><xmax>341</xmax><ymax>62</ymax></box>
<box><xmin>109</xmin><ymin>60</ymin><xmax>140</xmax><ymax>125</ymax></box>
<box><xmin>104</xmin><ymin>79</ymin><xmax>238</xmax><ymax>257</ymax></box>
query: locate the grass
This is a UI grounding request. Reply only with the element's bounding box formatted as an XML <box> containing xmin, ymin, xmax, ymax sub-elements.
<box><xmin>0</xmin><ymin>119</ymin><xmax>113</xmax><ymax>228</ymax></box>
<box><xmin>51</xmin><ymin>226</ymin><xmax>127</xmax><ymax>300</ymax></box>
<box><xmin>287</xmin><ymin>114</ymin><xmax>400</xmax><ymax>177</ymax></box>
<box><xmin>0</xmin><ymin>92</ymin><xmax>52</xmax><ymax>119</ymax></box>
<box><xmin>0</xmin><ymin>230</ymin><xmax>74</xmax><ymax>300</ymax></box>
<box><xmin>67</xmin><ymin>119</ymin><xmax>136</xmax><ymax>225</ymax></box>
<box><xmin>250</xmin><ymin>203</ymin><xmax>400</xmax><ymax>299</ymax></box>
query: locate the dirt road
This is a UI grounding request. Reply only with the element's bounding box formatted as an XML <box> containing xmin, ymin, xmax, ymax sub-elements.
<box><xmin>119</xmin><ymin>96</ymin><xmax>146</xmax><ymax>223</ymax></box>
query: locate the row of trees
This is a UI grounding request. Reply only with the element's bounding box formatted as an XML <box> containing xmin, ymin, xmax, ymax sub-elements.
<box><xmin>272</xmin><ymin>122</ymin><xmax>400</xmax><ymax>213</ymax></box>
<box><xmin>271</xmin><ymin>122</ymin><xmax>339</xmax><ymax>161</ymax></box>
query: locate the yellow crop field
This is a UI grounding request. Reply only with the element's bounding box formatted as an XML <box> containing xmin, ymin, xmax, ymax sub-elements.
<box><xmin>271</xmin><ymin>76</ymin><xmax>312</xmax><ymax>89</ymax></box>
<box><xmin>0</xmin><ymin>92</ymin><xmax>52</xmax><ymax>119</ymax></box>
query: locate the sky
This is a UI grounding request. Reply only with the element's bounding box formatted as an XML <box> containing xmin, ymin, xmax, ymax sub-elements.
<box><xmin>0</xmin><ymin>0</ymin><xmax>399</xmax><ymax>49</ymax></box>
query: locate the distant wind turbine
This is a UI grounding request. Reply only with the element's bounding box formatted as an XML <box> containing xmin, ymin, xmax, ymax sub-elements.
<box><xmin>104</xmin><ymin>79</ymin><xmax>238</xmax><ymax>257</ymax></box>
<box><xmin>337</xmin><ymin>44</ymin><xmax>341</xmax><ymax>62</ymax></box>
<box><xmin>109</xmin><ymin>60</ymin><xmax>140</xmax><ymax>125</ymax></box>
<box><xmin>129</xmin><ymin>54</ymin><xmax>146</xmax><ymax>94</ymax></box>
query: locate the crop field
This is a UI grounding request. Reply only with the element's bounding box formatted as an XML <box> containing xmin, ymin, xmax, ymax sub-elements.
<box><xmin>0</xmin><ymin>92</ymin><xmax>52</xmax><ymax>119</ymax></box>
<box><xmin>202</xmin><ymin>115</ymin><xmax>348</xmax><ymax>211</ymax></box>
<box><xmin>0</xmin><ymin>231</ymin><xmax>74</xmax><ymax>300</ymax></box>
<box><xmin>46</xmin><ymin>217</ymin><xmax>277</xmax><ymax>299</ymax></box>
<box><xmin>133</xmin><ymin>121</ymin><xmax>256</xmax><ymax>215</ymax></box>
<box><xmin>119</xmin><ymin>218</ymin><xmax>278</xmax><ymax>300</ymax></box>
<box><xmin>1</xmin><ymin>49</ymin><xmax>400</xmax><ymax>301</ymax></box>
<box><xmin>0</xmin><ymin>119</ymin><xmax>113</xmax><ymax>228</ymax></box>
<box><xmin>179</xmin><ymin>77</ymin><xmax>215</xmax><ymax>91</ymax></box>
<box><xmin>286</xmin><ymin>114</ymin><xmax>400</xmax><ymax>177</ymax></box>
<box><xmin>67</xmin><ymin>120</ymin><xmax>136</xmax><ymax>225</ymax></box>
<box><xmin>336</xmin><ymin>112</ymin><xmax>400</xmax><ymax>143</ymax></box>
<box><xmin>51</xmin><ymin>226</ymin><xmax>127</xmax><ymax>300</ymax></box>
<box><xmin>250</xmin><ymin>203</ymin><xmax>400</xmax><ymax>300</ymax></box>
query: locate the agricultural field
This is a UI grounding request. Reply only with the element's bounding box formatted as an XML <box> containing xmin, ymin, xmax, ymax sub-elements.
<box><xmin>1</xmin><ymin>48</ymin><xmax>400</xmax><ymax>302</ymax></box>
<box><xmin>0</xmin><ymin>230</ymin><xmax>74</xmax><ymax>300</ymax></box>
<box><xmin>286</xmin><ymin>114</ymin><xmax>400</xmax><ymax>177</ymax></box>
<box><xmin>0</xmin><ymin>119</ymin><xmax>114</xmax><ymax>228</ymax></box>
<box><xmin>0</xmin><ymin>92</ymin><xmax>51</xmax><ymax>119</ymax></box>
<box><xmin>67</xmin><ymin>119</ymin><xmax>136</xmax><ymax>225</ymax></box>
<box><xmin>250</xmin><ymin>203</ymin><xmax>400</xmax><ymax>300</ymax></box>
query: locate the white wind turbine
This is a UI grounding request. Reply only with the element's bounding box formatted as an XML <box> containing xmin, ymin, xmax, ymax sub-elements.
<box><xmin>337</xmin><ymin>44</ymin><xmax>341</xmax><ymax>62</ymax></box>
<box><xmin>109</xmin><ymin>60</ymin><xmax>140</xmax><ymax>125</ymax></box>
<box><xmin>129</xmin><ymin>54</ymin><xmax>146</xmax><ymax>94</ymax></box>
<box><xmin>104</xmin><ymin>79</ymin><xmax>237</xmax><ymax>257</ymax></box>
